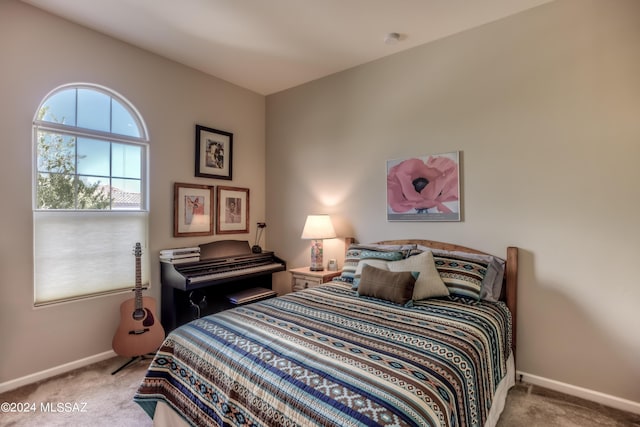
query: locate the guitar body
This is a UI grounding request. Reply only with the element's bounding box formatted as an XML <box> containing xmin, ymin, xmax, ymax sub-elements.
<box><xmin>112</xmin><ymin>296</ymin><xmax>165</xmax><ymax>357</ymax></box>
<box><xmin>112</xmin><ymin>243</ymin><xmax>165</xmax><ymax>358</ymax></box>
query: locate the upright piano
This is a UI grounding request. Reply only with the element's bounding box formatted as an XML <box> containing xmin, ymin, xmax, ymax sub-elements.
<box><xmin>161</xmin><ymin>240</ymin><xmax>286</xmax><ymax>331</ymax></box>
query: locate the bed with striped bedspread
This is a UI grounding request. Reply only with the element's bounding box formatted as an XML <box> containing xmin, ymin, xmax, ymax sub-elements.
<box><xmin>135</xmin><ymin>282</ymin><xmax>512</xmax><ymax>427</ymax></box>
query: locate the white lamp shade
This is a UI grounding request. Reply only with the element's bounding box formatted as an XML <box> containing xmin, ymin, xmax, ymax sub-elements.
<box><xmin>301</xmin><ymin>215</ymin><xmax>336</xmax><ymax>240</ymax></box>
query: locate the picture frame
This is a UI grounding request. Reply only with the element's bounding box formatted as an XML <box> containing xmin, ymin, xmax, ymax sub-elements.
<box><xmin>174</xmin><ymin>183</ymin><xmax>214</xmax><ymax>237</ymax></box>
<box><xmin>216</xmin><ymin>186</ymin><xmax>249</xmax><ymax>234</ymax></box>
<box><xmin>386</xmin><ymin>151</ymin><xmax>461</xmax><ymax>222</ymax></box>
<box><xmin>195</xmin><ymin>124</ymin><xmax>233</xmax><ymax>180</ymax></box>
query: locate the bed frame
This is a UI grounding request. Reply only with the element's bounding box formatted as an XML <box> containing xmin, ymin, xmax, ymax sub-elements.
<box><xmin>352</xmin><ymin>238</ymin><xmax>518</xmax><ymax>357</ymax></box>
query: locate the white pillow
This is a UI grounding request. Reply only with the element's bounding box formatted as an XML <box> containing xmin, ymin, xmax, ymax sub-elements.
<box><xmin>387</xmin><ymin>251</ymin><xmax>449</xmax><ymax>300</ymax></box>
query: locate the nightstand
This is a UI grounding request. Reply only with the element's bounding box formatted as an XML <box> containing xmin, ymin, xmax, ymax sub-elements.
<box><xmin>290</xmin><ymin>267</ymin><xmax>342</xmax><ymax>292</ymax></box>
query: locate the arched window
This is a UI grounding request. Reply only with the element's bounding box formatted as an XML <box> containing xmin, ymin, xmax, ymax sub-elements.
<box><xmin>33</xmin><ymin>83</ymin><xmax>149</xmax><ymax>305</ymax></box>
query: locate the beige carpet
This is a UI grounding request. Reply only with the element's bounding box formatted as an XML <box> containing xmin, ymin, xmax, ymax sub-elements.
<box><xmin>0</xmin><ymin>357</ymin><xmax>151</xmax><ymax>427</ymax></box>
<box><xmin>1</xmin><ymin>357</ymin><xmax>639</xmax><ymax>426</ymax></box>
<box><xmin>499</xmin><ymin>383</ymin><xmax>639</xmax><ymax>427</ymax></box>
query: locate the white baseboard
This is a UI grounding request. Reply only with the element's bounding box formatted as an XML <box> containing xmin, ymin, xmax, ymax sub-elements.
<box><xmin>517</xmin><ymin>370</ymin><xmax>640</xmax><ymax>415</ymax></box>
<box><xmin>0</xmin><ymin>350</ymin><xmax>117</xmax><ymax>394</ymax></box>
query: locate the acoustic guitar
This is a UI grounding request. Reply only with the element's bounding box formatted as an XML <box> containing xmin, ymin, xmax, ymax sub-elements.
<box><xmin>112</xmin><ymin>243</ymin><xmax>165</xmax><ymax>358</ymax></box>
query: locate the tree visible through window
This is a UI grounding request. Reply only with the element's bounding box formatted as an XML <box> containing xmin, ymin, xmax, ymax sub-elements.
<box><xmin>33</xmin><ymin>84</ymin><xmax>149</xmax><ymax>305</ymax></box>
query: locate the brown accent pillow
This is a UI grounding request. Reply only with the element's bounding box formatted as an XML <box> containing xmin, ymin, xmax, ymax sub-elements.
<box><xmin>357</xmin><ymin>264</ymin><xmax>418</xmax><ymax>306</ymax></box>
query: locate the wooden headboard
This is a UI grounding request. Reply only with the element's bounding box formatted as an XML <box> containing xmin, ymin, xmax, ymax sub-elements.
<box><xmin>348</xmin><ymin>238</ymin><xmax>518</xmax><ymax>355</ymax></box>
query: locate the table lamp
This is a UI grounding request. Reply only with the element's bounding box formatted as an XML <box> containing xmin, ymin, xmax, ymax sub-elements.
<box><xmin>301</xmin><ymin>214</ymin><xmax>336</xmax><ymax>271</ymax></box>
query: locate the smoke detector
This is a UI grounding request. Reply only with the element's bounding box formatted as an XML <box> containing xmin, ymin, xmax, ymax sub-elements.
<box><xmin>384</xmin><ymin>32</ymin><xmax>401</xmax><ymax>45</ymax></box>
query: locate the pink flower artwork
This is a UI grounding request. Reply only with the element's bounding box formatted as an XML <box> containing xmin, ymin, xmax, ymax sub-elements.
<box><xmin>387</xmin><ymin>152</ymin><xmax>460</xmax><ymax>219</ymax></box>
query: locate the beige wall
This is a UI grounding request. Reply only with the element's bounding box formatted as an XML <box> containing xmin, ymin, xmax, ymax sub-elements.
<box><xmin>0</xmin><ymin>1</ymin><xmax>266</xmax><ymax>384</ymax></box>
<box><xmin>266</xmin><ymin>0</ymin><xmax>640</xmax><ymax>406</ymax></box>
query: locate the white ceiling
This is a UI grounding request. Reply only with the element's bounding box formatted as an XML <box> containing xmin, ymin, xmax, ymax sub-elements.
<box><xmin>22</xmin><ymin>0</ymin><xmax>553</xmax><ymax>95</ymax></box>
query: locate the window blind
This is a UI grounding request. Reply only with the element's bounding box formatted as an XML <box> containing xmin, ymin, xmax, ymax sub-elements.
<box><xmin>33</xmin><ymin>210</ymin><xmax>149</xmax><ymax>305</ymax></box>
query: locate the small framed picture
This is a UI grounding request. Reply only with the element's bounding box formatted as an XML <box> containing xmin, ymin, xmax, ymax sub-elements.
<box><xmin>195</xmin><ymin>124</ymin><xmax>233</xmax><ymax>180</ymax></box>
<box><xmin>216</xmin><ymin>186</ymin><xmax>249</xmax><ymax>234</ymax></box>
<box><xmin>174</xmin><ymin>183</ymin><xmax>214</xmax><ymax>237</ymax></box>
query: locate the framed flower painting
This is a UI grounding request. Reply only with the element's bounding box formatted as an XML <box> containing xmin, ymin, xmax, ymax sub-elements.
<box><xmin>386</xmin><ymin>151</ymin><xmax>461</xmax><ymax>221</ymax></box>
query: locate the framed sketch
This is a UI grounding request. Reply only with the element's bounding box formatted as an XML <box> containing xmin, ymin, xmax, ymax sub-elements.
<box><xmin>174</xmin><ymin>183</ymin><xmax>214</xmax><ymax>237</ymax></box>
<box><xmin>216</xmin><ymin>186</ymin><xmax>249</xmax><ymax>234</ymax></box>
<box><xmin>195</xmin><ymin>124</ymin><xmax>233</xmax><ymax>180</ymax></box>
<box><xmin>386</xmin><ymin>151</ymin><xmax>461</xmax><ymax>222</ymax></box>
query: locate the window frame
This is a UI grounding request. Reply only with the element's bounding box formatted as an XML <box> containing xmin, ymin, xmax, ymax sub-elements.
<box><xmin>33</xmin><ymin>83</ymin><xmax>149</xmax><ymax>212</ymax></box>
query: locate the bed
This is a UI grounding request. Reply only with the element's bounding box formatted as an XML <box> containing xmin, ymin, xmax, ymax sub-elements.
<box><xmin>135</xmin><ymin>239</ymin><xmax>518</xmax><ymax>427</ymax></box>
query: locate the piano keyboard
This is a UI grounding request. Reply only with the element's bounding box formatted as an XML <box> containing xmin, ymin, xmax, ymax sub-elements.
<box><xmin>188</xmin><ymin>262</ymin><xmax>283</xmax><ymax>284</ymax></box>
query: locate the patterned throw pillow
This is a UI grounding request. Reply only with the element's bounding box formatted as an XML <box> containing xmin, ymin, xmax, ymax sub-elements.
<box><xmin>334</xmin><ymin>247</ymin><xmax>365</xmax><ymax>284</ymax></box>
<box><xmin>433</xmin><ymin>254</ymin><xmax>488</xmax><ymax>301</ymax></box>
<box><xmin>357</xmin><ymin>264</ymin><xmax>418</xmax><ymax>306</ymax></box>
<box><xmin>418</xmin><ymin>245</ymin><xmax>505</xmax><ymax>302</ymax></box>
<box><xmin>336</xmin><ymin>246</ymin><xmax>405</xmax><ymax>285</ymax></box>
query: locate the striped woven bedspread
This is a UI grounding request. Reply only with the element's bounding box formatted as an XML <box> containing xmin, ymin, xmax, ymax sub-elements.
<box><xmin>135</xmin><ymin>283</ymin><xmax>512</xmax><ymax>427</ymax></box>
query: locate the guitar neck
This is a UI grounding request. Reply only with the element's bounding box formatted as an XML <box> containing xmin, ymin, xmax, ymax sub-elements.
<box><xmin>134</xmin><ymin>243</ymin><xmax>143</xmax><ymax>310</ymax></box>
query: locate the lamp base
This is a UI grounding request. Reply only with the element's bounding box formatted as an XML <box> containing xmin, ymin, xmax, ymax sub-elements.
<box><xmin>309</xmin><ymin>239</ymin><xmax>324</xmax><ymax>271</ymax></box>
